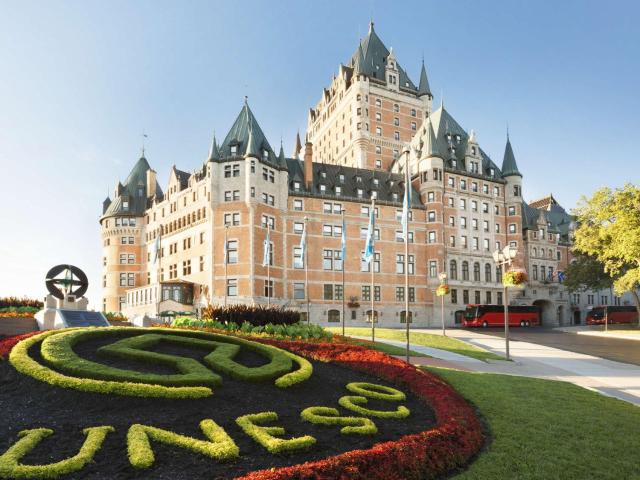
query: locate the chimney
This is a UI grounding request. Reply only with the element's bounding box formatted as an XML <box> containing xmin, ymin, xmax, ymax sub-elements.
<box><xmin>304</xmin><ymin>139</ymin><xmax>313</xmax><ymax>190</ymax></box>
<box><xmin>146</xmin><ymin>169</ymin><xmax>157</xmax><ymax>198</ymax></box>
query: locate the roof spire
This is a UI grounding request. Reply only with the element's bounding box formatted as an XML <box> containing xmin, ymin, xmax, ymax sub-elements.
<box><xmin>501</xmin><ymin>133</ymin><xmax>522</xmax><ymax>178</ymax></box>
<box><xmin>353</xmin><ymin>39</ymin><xmax>365</xmax><ymax>76</ymax></box>
<box><xmin>369</xmin><ymin>19</ymin><xmax>374</xmax><ymax>33</ymax></box>
<box><xmin>423</xmin><ymin>117</ymin><xmax>441</xmax><ymax>159</ymax></box>
<box><xmin>417</xmin><ymin>58</ymin><xmax>431</xmax><ymax>98</ymax></box>
<box><xmin>208</xmin><ymin>131</ymin><xmax>220</xmax><ymax>161</ymax></box>
<box><xmin>293</xmin><ymin>130</ymin><xmax>302</xmax><ymax>158</ymax></box>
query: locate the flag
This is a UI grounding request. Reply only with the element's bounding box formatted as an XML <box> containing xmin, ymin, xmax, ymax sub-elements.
<box><xmin>152</xmin><ymin>234</ymin><xmax>161</xmax><ymax>264</ymax></box>
<box><xmin>223</xmin><ymin>237</ymin><xmax>227</xmax><ymax>265</ymax></box>
<box><xmin>262</xmin><ymin>227</ymin><xmax>271</xmax><ymax>267</ymax></box>
<box><xmin>558</xmin><ymin>271</ymin><xmax>566</xmax><ymax>283</ymax></box>
<box><xmin>340</xmin><ymin>214</ymin><xmax>346</xmax><ymax>266</ymax></box>
<box><xmin>400</xmin><ymin>164</ymin><xmax>411</xmax><ymax>241</ymax></box>
<box><xmin>299</xmin><ymin>222</ymin><xmax>307</xmax><ymax>267</ymax></box>
<box><xmin>363</xmin><ymin>205</ymin><xmax>375</xmax><ymax>263</ymax></box>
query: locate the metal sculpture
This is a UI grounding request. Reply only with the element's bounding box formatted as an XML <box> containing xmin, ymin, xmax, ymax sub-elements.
<box><xmin>45</xmin><ymin>264</ymin><xmax>89</xmax><ymax>300</ymax></box>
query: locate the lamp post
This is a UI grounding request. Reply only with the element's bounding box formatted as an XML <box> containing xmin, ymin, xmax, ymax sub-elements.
<box><xmin>492</xmin><ymin>245</ymin><xmax>518</xmax><ymax>360</ymax></box>
<box><xmin>438</xmin><ymin>272</ymin><xmax>448</xmax><ymax>336</ymax></box>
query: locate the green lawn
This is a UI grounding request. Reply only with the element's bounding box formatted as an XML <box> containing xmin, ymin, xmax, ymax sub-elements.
<box><xmin>329</xmin><ymin>327</ymin><xmax>503</xmax><ymax>362</ymax></box>
<box><xmin>346</xmin><ymin>339</ymin><xmax>428</xmax><ymax>358</ymax></box>
<box><xmin>426</xmin><ymin>367</ymin><xmax>640</xmax><ymax>479</ymax></box>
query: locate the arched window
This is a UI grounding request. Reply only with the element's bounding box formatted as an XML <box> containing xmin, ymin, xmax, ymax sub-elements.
<box><xmin>485</xmin><ymin>263</ymin><xmax>492</xmax><ymax>282</ymax></box>
<box><xmin>327</xmin><ymin>309</ymin><xmax>340</xmax><ymax>323</ymax></box>
<box><xmin>400</xmin><ymin>311</ymin><xmax>413</xmax><ymax>324</ymax></box>
<box><xmin>462</xmin><ymin>261</ymin><xmax>469</xmax><ymax>281</ymax></box>
<box><xmin>450</xmin><ymin>260</ymin><xmax>457</xmax><ymax>280</ymax></box>
<box><xmin>496</xmin><ymin>266</ymin><xmax>503</xmax><ymax>283</ymax></box>
<box><xmin>366</xmin><ymin>310</ymin><xmax>379</xmax><ymax>323</ymax></box>
<box><xmin>533</xmin><ymin>247</ymin><xmax>537</xmax><ymax>257</ymax></box>
<box><xmin>473</xmin><ymin>262</ymin><xmax>481</xmax><ymax>282</ymax></box>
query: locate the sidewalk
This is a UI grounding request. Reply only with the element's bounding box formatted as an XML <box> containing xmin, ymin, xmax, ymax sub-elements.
<box><xmin>412</xmin><ymin>328</ymin><xmax>640</xmax><ymax>406</ymax></box>
<box><xmin>555</xmin><ymin>325</ymin><xmax>640</xmax><ymax>342</ymax></box>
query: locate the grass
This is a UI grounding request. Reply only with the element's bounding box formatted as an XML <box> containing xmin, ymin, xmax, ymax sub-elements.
<box><xmin>426</xmin><ymin>367</ymin><xmax>640</xmax><ymax>480</ymax></box>
<box><xmin>329</xmin><ymin>327</ymin><xmax>503</xmax><ymax>362</ymax></box>
<box><xmin>346</xmin><ymin>339</ymin><xmax>429</xmax><ymax>358</ymax></box>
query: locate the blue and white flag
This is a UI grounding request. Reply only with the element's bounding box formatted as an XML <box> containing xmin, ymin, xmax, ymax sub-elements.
<box><xmin>152</xmin><ymin>234</ymin><xmax>161</xmax><ymax>265</ymax></box>
<box><xmin>223</xmin><ymin>237</ymin><xmax>228</xmax><ymax>265</ymax></box>
<box><xmin>299</xmin><ymin>222</ymin><xmax>307</xmax><ymax>267</ymax></box>
<box><xmin>340</xmin><ymin>214</ymin><xmax>346</xmax><ymax>266</ymax></box>
<box><xmin>262</xmin><ymin>227</ymin><xmax>271</xmax><ymax>267</ymax></box>
<box><xmin>363</xmin><ymin>206</ymin><xmax>375</xmax><ymax>263</ymax></box>
<box><xmin>400</xmin><ymin>166</ymin><xmax>411</xmax><ymax>241</ymax></box>
<box><xmin>558</xmin><ymin>271</ymin><xmax>566</xmax><ymax>283</ymax></box>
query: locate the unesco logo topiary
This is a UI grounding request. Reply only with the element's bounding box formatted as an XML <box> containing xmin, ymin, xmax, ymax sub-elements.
<box><xmin>8</xmin><ymin>327</ymin><xmax>312</xmax><ymax>398</ymax></box>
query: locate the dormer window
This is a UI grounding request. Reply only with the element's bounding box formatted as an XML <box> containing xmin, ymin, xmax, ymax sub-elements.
<box><xmin>262</xmin><ymin>149</ymin><xmax>269</xmax><ymax>161</ymax></box>
<box><xmin>471</xmin><ymin>146</ymin><xmax>476</xmax><ymax>155</ymax></box>
<box><xmin>320</xmin><ymin>171</ymin><xmax>326</xmax><ymax>178</ymax></box>
<box><xmin>230</xmin><ymin>145</ymin><xmax>237</xmax><ymax>156</ymax></box>
<box><xmin>122</xmin><ymin>197</ymin><xmax>129</xmax><ymax>211</ymax></box>
<box><xmin>489</xmin><ymin>168</ymin><xmax>495</xmax><ymax>176</ymax></box>
<box><xmin>293</xmin><ymin>181</ymin><xmax>301</xmax><ymax>191</ymax></box>
<box><xmin>137</xmin><ymin>187</ymin><xmax>144</xmax><ymax>197</ymax></box>
<box><xmin>373</xmin><ymin>178</ymin><xmax>379</xmax><ymax>186</ymax></box>
<box><xmin>451</xmin><ymin>159</ymin><xmax>457</xmax><ymax>168</ymax></box>
<box><xmin>357</xmin><ymin>188</ymin><xmax>363</xmax><ymax>198</ymax></box>
<box><xmin>335</xmin><ymin>186</ymin><xmax>342</xmax><ymax>196</ymax></box>
<box><xmin>339</xmin><ymin>174</ymin><xmax>344</xmax><ymax>183</ymax></box>
<box><xmin>319</xmin><ymin>184</ymin><xmax>326</xmax><ymax>194</ymax></box>
<box><xmin>392</xmin><ymin>193</ymin><xmax>398</xmax><ymax>201</ymax></box>
<box><xmin>356</xmin><ymin>176</ymin><xmax>362</xmax><ymax>183</ymax></box>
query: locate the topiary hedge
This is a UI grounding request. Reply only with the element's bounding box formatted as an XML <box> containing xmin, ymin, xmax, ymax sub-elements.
<box><xmin>200</xmin><ymin>304</ymin><xmax>300</xmax><ymax>326</ymax></box>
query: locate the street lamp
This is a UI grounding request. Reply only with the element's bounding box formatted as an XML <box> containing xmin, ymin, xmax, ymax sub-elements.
<box><xmin>492</xmin><ymin>245</ymin><xmax>518</xmax><ymax>360</ymax></box>
<box><xmin>438</xmin><ymin>272</ymin><xmax>448</xmax><ymax>336</ymax></box>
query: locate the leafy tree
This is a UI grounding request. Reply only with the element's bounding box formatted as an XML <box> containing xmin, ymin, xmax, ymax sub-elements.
<box><xmin>563</xmin><ymin>253</ymin><xmax>613</xmax><ymax>293</ymax></box>
<box><xmin>572</xmin><ymin>184</ymin><xmax>640</xmax><ymax>320</ymax></box>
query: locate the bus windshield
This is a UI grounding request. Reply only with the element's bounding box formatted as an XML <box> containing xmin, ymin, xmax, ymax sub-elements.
<box><xmin>464</xmin><ymin>306</ymin><xmax>478</xmax><ymax>319</ymax></box>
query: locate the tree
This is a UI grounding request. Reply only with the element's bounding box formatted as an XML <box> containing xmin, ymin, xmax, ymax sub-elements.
<box><xmin>572</xmin><ymin>184</ymin><xmax>640</xmax><ymax>321</ymax></box>
<box><xmin>563</xmin><ymin>253</ymin><xmax>613</xmax><ymax>293</ymax></box>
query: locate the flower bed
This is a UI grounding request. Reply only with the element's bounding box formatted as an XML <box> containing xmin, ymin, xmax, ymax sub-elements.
<box><xmin>0</xmin><ymin>330</ymin><xmax>483</xmax><ymax>479</ymax></box>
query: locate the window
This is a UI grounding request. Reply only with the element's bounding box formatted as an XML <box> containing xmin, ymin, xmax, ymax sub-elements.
<box><xmin>394</xmin><ymin>131</ymin><xmax>400</xmax><ymax>141</ymax></box>
<box><xmin>496</xmin><ymin>266</ymin><xmax>503</xmax><ymax>283</ymax></box>
<box><xmin>450</xmin><ymin>260</ymin><xmax>457</xmax><ymax>280</ymax></box>
<box><xmin>460</xmin><ymin>217</ymin><xmax>467</xmax><ymax>229</ymax></box>
<box><xmin>376</xmin><ymin>127</ymin><xmax>382</xmax><ymax>136</ymax></box>
<box><xmin>323</xmin><ymin>284</ymin><xmax>334</xmax><ymax>300</ymax></box>
<box><xmin>427</xmin><ymin>192</ymin><xmax>435</xmax><ymax>202</ymax></box>
<box><xmin>475</xmin><ymin>290</ymin><xmax>481</xmax><ymax>304</ymax></box>
<box><xmin>509</xmin><ymin>224</ymin><xmax>517</xmax><ymax>234</ymax></box>
<box><xmin>224</xmin><ymin>213</ymin><xmax>240</xmax><ymax>226</ymax></box>
<box><xmin>508</xmin><ymin>206</ymin><xmax>516</xmax><ymax>216</ymax></box>
<box><xmin>497</xmin><ymin>291</ymin><xmax>503</xmax><ymax>305</ymax></box>
<box><xmin>472</xmin><ymin>218</ymin><xmax>478</xmax><ymax>230</ymax></box>
<box><xmin>119</xmin><ymin>253</ymin><xmax>127</xmax><ymax>265</ymax></box>
<box><xmin>428</xmin><ymin>231</ymin><xmax>436</xmax><ymax>243</ymax></box>
<box><xmin>459</xmin><ymin>199</ymin><xmax>466</xmax><ymax>210</ymax></box>
<box><xmin>375</xmin><ymin>99</ymin><xmax>381</xmax><ymax>107</ymax></box>
<box><xmin>262</xmin><ymin>193</ymin><xmax>275</xmax><ymax>206</ymax></box>
<box><xmin>448</xmin><ymin>197</ymin><xmax>454</xmax><ymax>207</ymax></box>
<box><xmin>395</xmin><ymin>287</ymin><xmax>404</xmax><ymax>302</ymax></box>
<box><xmin>119</xmin><ymin>273</ymin><xmax>127</xmax><ymax>287</ymax></box>
<box><xmin>485</xmin><ymin>263</ymin><xmax>492</xmax><ymax>282</ymax></box>
<box><xmin>227</xmin><ymin>279</ymin><xmax>237</xmax><ymax>296</ymax></box>
<box><xmin>396</xmin><ymin>254</ymin><xmax>405</xmax><ymax>274</ymax></box>
<box><xmin>462</xmin><ymin>261</ymin><xmax>469</xmax><ymax>280</ymax></box>
<box><xmin>449</xmin><ymin>235</ymin><xmax>456</xmax><ymax>247</ymax></box>
<box><xmin>449</xmin><ymin>216</ymin><xmax>455</xmax><ymax>227</ymax></box>
<box><xmin>293</xmin><ymin>283</ymin><xmax>305</xmax><ymax>300</ymax></box>
<box><xmin>182</xmin><ymin>260</ymin><xmax>191</xmax><ymax>275</ymax></box>
<box><xmin>462</xmin><ymin>289</ymin><xmax>469</xmax><ymax>304</ymax></box>
<box><xmin>199</xmin><ymin>255</ymin><xmax>204</xmax><ymax>272</ymax></box>
<box><xmin>393</xmin><ymin>103</ymin><xmax>399</xmax><ymax>112</ymax></box>
<box><xmin>472</xmin><ymin>237</ymin><xmax>479</xmax><ymax>250</ymax></box>
<box><xmin>471</xmin><ymin>200</ymin><xmax>478</xmax><ymax>212</ymax></box>
<box><xmin>483</xmin><ymin>184</ymin><xmax>489</xmax><ymax>194</ymax></box>
<box><xmin>293</xmin><ymin>222</ymin><xmax>304</xmax><ymax>234</ymax></box>
<box><xmin>461</xmin><ymin>236</ymin><xmax>468</xmax><ymax>248</ymax></box>
<box><xmin>411</xmin><ymin>122</ymin><xmax>416</xmax><ymax>131</ymax></box>
<box><xmin>327</xmin><ymin>309</ymin><xmax>340</xmax><ymax>322</ymax></box>
<box><xmin>483</xmin><ymin>238</ymin><xmax>490</xmax><ymax>251</ymax></box>
<box><xmin>264</xmin><ymin>280</ymin><xmax>274</xmax><ymax>298</ymax></box>
<box><xmin>261</xmin><ymin>215</ymin><xmax>275</xmax><ymax>229</ymax></box>
<box><xmin>360</xmin><ymin>252</ymin><xmax>380</xmax><ymax>273</ymax></box>
<box><xmin>429</xmin><ymin>261</ymin><xmax>437</xmax><ymax>278</ymax></box>
<box><xmin>293</xmin><ymin>247</ymin><xmax>303</xmax><ymax>269</ymax></box>
<box><xmin>451</xmin><ymin>289</ymin><xmax>458</xmax><ymax>304</ymax></box>
<box><xmin>448</xmin><ymin>177</ymin><xmax>455</xmax><ymax>187</ymax></box>
<box><xmin>427</xmin><ymin>211</ymin><xmax>436</xmax><ymax>222</ymax></box>
<box><xmin>293</xmin><ymin>199</ymin><xmax>303</xmax><ymax>211</ymax></box>
<box><xmin>471</xmin><ymin>182</ymin><xmax>478</xmax><ymax>192</ymax></box>
<box><xmin>482</xmin><ymin>202</ymin><xmax>489</xmax><ymax>213</ymax></box>
<box><xmin>224</xmin><ymin>190</ymin><xmax>240</xmax><ymax>202</ymax></box>
<box><xmin>226</xmin><ymin>240</ymin><xmax>238</xmax><ymax>264</ymax></box>
<box><xmin>473</xmin><ymin>263</ymin><xmax>481</xmax><ymax>281</ymax></box>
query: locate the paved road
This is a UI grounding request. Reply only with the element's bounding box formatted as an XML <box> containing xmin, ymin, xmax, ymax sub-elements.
<box><xmin>469</xmin><ymin>327</ymin><xmax>640</xmax><ymax>366</ymax></box>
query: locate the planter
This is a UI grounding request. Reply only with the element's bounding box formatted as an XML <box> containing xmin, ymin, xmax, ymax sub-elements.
<box><xmin>0</xmin><ymin>317</ymin><xmax>38</xmax><ymax>337</ymax></box>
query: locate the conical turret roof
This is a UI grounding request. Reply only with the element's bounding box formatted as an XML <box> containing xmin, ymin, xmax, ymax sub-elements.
<box><xmin>417</xmin><ymin>60</ymin><xmax>431</xmax><ymax>97</ymax></box>
<box><xmin>501</xmin><ymin>136</ymin><xmax>522</xmax><ymax>177</ymax></box>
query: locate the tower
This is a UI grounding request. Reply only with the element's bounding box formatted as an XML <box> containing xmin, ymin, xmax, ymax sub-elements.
<box><xmin>501</xmin><ymin>134</ymin><xmax>524</xmax><ymax>269</ymax></box>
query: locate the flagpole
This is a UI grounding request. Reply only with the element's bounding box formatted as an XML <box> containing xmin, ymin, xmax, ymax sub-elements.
<box><xmin>267</xmin><ymin>223</ymin><xmax>271</xmax><ymax>307</ymax></box>
<box><xmin>304</xmin><ymin>216</ymin><xmax>310</xmax><ymax>324</ymax></box>
<box><xmin>156</xmin><ymin>233</ymin><xmax>161</xmax><ymax>319</ymax></box>
<box><xmin>403</xmin><ymin>148</ymin><xmax>411</xmax><ymax>363</ymax></box>
<box><xmin>224</xmin><ymin>225</ymin><xmax>228</xmax><ymax>307</ymax></box>
<box><xmin>371</xmin><ymin>198</ymin><xmax>376</xmax><ymax>344</ymax></box>
<box><xmin>341</xmin><ymin>208</ymin><xmax>346</xmax><ymax>337</ymax></box>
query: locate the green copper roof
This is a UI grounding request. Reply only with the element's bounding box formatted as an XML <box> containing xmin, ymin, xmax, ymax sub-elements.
<box><xmin>417</xmin><ymin>60</ymin><xmax>431</xmax><ymax>97</ymax></box>
<box><xmin>103</xmin><ymin>155</ymin><xmax>163</xmax><ymax>218</ymax></box>
<box><xmin>501</xmin><ymin>137</ymin><xmax>522</xmax><ymax>177</ymax></box>
<box><xmin>422</xmin><ymin>117</ymin><xmax>440</xmax><ymax>158</ymax></box>
<box><xmin>349</xmin><ymin>22</ymin><xmax>417</xmax><ymax>92</ymax></box>
<box><xmin>208</xmin><ymin>133</ymin><xmax>220</xmax><ymax>161</ymax></box>
<box><xmin>353</xmin><ymin>41</ymin><xmax>365</xmax><ymax>76</ymax></box>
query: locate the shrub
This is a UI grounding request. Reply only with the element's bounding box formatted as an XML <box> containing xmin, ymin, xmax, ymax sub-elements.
<box><xmin>200</xmin><ymin>304</ymin><xmax>300</xmax><ymax>326</ymax></box>
<box><xmin>0</xmin><ymin>426</ymin><xmax>114</xmax><ymax>479</ymax></box>
<box><xmin>172</xmin><ymin>318</ymin><xmax>332</xmax><ymax>341</ymax></box>
<box><xmin>338</xmin><ymin>395</ymin><xmax>410</xmax><ymax>419</ymax></box>
<box><xmin>235</xmin><ymin>412</ymin><xmax>316</xmax><ymax>454</ymax></box>
<box><xmin>103</xmin><ymin>312</ymin><xmax>128</xmax><ymax>322</ymax></box>
<box><xmin>127</xmin><ymin>420</ymin><xmax>239</xmax><ymax>469</ymax></box>
<box><xmin>345</xmin><ymin>382</ymin><xmax>406</xmax><ymax>401</ymax></box>
<box><xmin>300</xmin><ymin>406</ymin><xmax>377</xmax><ymax>435</ymax></box>
<box><xmin>0</xmin><ymin>297</ymin><xmax>43</xmax><ymax>309</ymax></box>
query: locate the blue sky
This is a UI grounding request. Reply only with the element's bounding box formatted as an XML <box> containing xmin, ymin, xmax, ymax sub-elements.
<box><xmin>1</xmin><ymin>0</ymin><xmax>638</xmax><ymax>306</ymax></box>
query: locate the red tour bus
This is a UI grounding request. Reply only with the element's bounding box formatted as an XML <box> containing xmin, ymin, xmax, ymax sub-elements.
<box><xmin>585</xmin><ymin>306</ymin><xmax>638</xmax><ymax>325</ymax></box>
<box><xmin>463</xmin><ymin>304</ymin><xmax>541</xmax><ymax>328</ymax></box>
